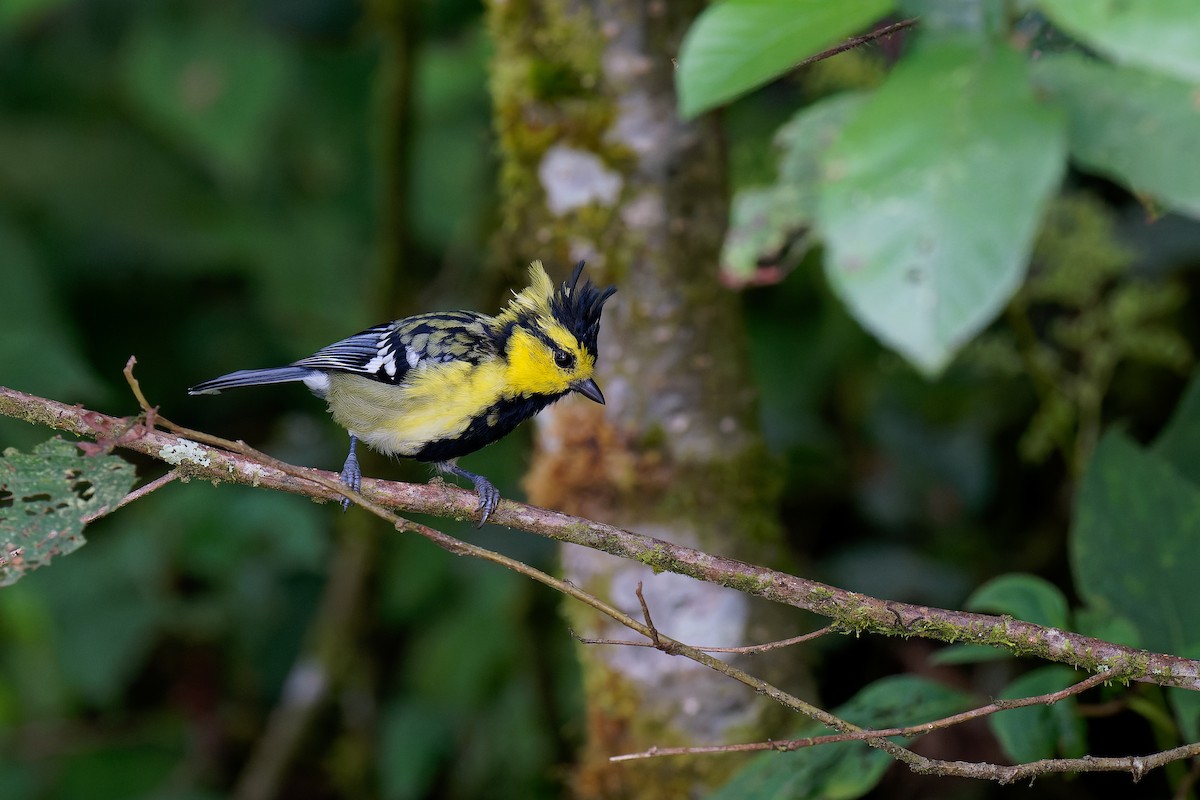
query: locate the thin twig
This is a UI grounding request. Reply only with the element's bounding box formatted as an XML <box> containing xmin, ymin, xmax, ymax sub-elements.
<box><xmin>575</xmin><ymin>624</ymin><xmax>834</xmax><ymax>654</ymax></box>
<box><xmin>611</xmin><ymin>671</ymin><xmax>1112</xmax><ymax>761</ymax></box>
<box><xmin>81</xmin><ymin>470</ymin><xmax>179</xmax><ymax>523</ymax></box>
<box><xmin>635</xmin><ymin>582</ymin><xmax>662</xmax><ymax>649</ymax></box>
<box><xmin>795</xmin><ymin>18</ymin><xmax>917</xmax><ymax>69</ymax></box>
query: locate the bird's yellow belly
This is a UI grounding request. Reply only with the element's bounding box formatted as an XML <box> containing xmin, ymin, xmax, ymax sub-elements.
<box><xmin>325</xmin><ymin>364</ymin><xmax>507</xmax><ymax>457</ymax></box>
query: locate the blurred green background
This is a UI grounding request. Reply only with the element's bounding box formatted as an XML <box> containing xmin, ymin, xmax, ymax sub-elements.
<box><xmin>3</xmin><ymin>1</ymin><xmax>1200</xmax><ymax>799</ymax></box>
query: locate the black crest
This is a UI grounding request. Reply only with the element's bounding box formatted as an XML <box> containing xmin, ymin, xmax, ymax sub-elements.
<box><xmin>549</xmin><ymin>261</ymin><xmax>617</xmax><ymax>356</ymax></box>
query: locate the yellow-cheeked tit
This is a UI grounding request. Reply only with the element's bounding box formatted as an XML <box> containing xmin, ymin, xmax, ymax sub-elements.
<box><xmin>189</xmin><ymin>261</ymin><xmax>616</xmax><ymax>524</ymax></box>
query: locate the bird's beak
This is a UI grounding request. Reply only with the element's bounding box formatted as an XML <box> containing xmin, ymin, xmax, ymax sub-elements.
<box><xmin>573</xmin><ymin>378</ymin><xmax>606</xmax><ymax>405</ymax></box>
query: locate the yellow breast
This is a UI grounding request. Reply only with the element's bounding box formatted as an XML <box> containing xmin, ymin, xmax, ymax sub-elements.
<box><xmin>325</xmin><ymin>361</ymin><xmax>508</xmax><ymax>457</ymax></box>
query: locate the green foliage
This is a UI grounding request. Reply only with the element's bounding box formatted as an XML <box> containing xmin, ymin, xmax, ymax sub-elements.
<box><xmin>1153</xmin><ymin>374</ymin><xmax>1200</xmax><ymax>485</ymax></box>
<box><xmin>686</xmin><ymin>5</ymin><xmax>1200</xmax><ymax>375</ymax></box>
<box><xmin>0</xmin><ymin>0</ymin><xmax>70</xmax><ymax>30</ymax></box>
<box><xmin>121</xmin><ymin>13</ymin><xmax>295</xmax><ymax>185</ymax></box>
<box><xmin>0</xmin><ymin>220</ymin><xmax>106</xmax><ymax>407</ymax></box>
<box><xmin>975</xmin><ymin>194</ymin><xmax>1191</xmax><ymax>471</ymax></box>
<box><xmin>378</xmin><ymin>697</ymin><xmax>454</xmax><ymax>800</ymax></box>
<box><xmin>968</xmin><ymin>573</ymin><xmax>1069</xmax><ymax>629</ymax></box>
<box><xmin>988</xmin><ymin>666</ymin><xmax>1087</xmax><ymax>763</ymax></box>
<box><xmin>712</xmin><ymin>676</ymin><xmax>971</xmax><ymax>799</ymax></box>
<box><xmin>676</xmin><ymin>0</ymin><xmax>894</xmax><ymax>118</ymax></box>
<box><xmin>0</xmin><ymin>438</ymin><xmax>137</xmax><ymax>587</ymax></box>
<box><xmin>1073</xmin><ymin>432</ymin><xmax>1200</xmax><ymax>657</ymax></box>
<box><xmin>50</xmin><ymin>731</ymin><xmax>183</xmax><ymax>800</ymax></box>
<box><xmin>818</xmin><ymin>41</ymin><xmax>1065</xmax><ymax>374</ymax></box>
<box><xmin>0</xmin><ymin>1</ymin><xmax>537</xmax><ymax>796</ymax></box>
<box><xmin>934</xmin><ymin>376</ymin><xmax>1200</xmax><ymax>768</ymax></box>
<box><xmin>722</xmin><ymin>94</ymin><xmax>866</xmax><ymax>283</ymax></box>
<box><xmin>932</xmin><ymin>573</ymin><xmax>1072</xmax><ymax>665</ymax></box>
<box><xmin>2</xmin><ymin>0</ymin><xmax>1199</xmax><ymax>797</ymax></box>
<box><xmin>1038</xmin><ymin>0</ymin><xmax>1200</xmax><ymax>83</ymax></box>
<box><xmin>1034</xmin><ymin>53</ymin><xmax>1200</xmax><ymax>218</ymax></box>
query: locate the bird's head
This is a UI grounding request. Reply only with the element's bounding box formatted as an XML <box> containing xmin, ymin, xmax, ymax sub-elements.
<box><xmin>496</xmin><ymin>260</ymin><xmax>617</xmax><ymax>402</ymax></box>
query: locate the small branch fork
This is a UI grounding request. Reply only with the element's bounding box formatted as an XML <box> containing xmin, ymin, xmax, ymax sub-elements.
<box><xmin>605</xmin><ymin>587</ymin><xmax>1111</xmax><ymax>761</ymax></box>
<box><xmin>2</xmin><ymin>366</ymin><xmax>1200</xmax><ymax>784</ymax></box>
<box><xmin>592</xmin><ymin>585</ymin><xmax>1198</xmax><ymax>784</ymax></box>
<box><xmin>611</xmin><ymin>673</ymin><xmax>1111</xmax><ymax>762</ymax></box>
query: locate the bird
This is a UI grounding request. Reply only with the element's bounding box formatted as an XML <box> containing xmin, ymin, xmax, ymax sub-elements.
<box><xmin>189</xmin><ymin>261</ymin><xmax>616</xmax><ymax>525</ymax></box>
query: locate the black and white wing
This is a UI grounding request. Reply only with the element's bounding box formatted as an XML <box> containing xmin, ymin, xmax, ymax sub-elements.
<box><xmin>292</xmin><ymin>312</ymin><xmax>498</xmax><ymax>385</ymax></box>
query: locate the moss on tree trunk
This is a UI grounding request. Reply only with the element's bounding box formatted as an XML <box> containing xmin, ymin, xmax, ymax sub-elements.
<box><xmin>488</xmin><ymin>1</ymin><xmax>803</xmax><ymax>795</ymax></box>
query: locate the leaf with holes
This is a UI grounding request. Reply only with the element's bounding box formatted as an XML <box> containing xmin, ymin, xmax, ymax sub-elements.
<box><xmin>0</xmin><ymin>438</ymin><xmax>137</xmax><ymax>587</ymax></box>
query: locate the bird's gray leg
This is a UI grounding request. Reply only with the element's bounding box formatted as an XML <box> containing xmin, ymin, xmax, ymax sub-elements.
<box><xmin>339</xmin><ymin>434</ymin><xmax>362</xmax><ymax>511</ymax></box>
<box><xmin>436</xmin><ymin>461</ymin><xmax>500</xmax><ymax>527</ymax></box>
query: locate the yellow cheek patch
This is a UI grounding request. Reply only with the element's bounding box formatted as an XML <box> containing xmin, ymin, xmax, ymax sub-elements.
<box><xmin>504</xmin><ymin>326</ymin><xmax>593</xmax><ymax>396</ymax></box>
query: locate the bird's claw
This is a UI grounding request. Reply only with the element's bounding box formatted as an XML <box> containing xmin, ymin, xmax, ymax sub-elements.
<box><xmin>339</xmin><ymin>450</ymin><xmax>362</xmax><ymax>512</ymax></box>
<box><xmin>473</xmin><ymin>477</ymin><xmax>500</xmax><ymax>528</ymax></box>
<box><xmin>435</xmin><ymin>461</ymin><xmax>501</xmax><ymax>527</ymax></box>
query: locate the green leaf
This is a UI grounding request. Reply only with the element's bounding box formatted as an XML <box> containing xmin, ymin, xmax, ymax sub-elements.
<box><xmin>722</xmin><ymin>94</ymin><xmax>867</xmax><ymax>282</ymax></box>
<box><xmin>1170</xmin><ymin>686</ymin><xmax>1200</xmax><ymax>743</ymax></box>
<box><xmin>988</xmin><ymin>666</ymin><xmax>1087</xmax><ymax>763</ymax></box>
<box><xmin>1033</xmin><ymin>53</ymin><xmax>1200</xmax><ymax>219</ymax></box>
<box><xmin>775</xmin><ymin>95</ymin><xmax>870</xmax><ymax>186</ymax></box>
<box><xmin>379</xmin><ymin>698</ymin><xmax>454</xmax><ymax>800</ymax></box>
<box><xmin>0</xmin><ymin>218</ymin><xmax>106</xmax><ymax>402</ymax></box>
<box><xmin>1038</xmin><ymin>0</ymin><xmax>1200</xmax><ymax>84</ymax></box>
<box><xmin>55</xmin><ymin>736</ymin><xmax>180</xmax><ymax>800</ymax></box>
<box><xmin>931</xmin><ymin>573</ymin><xmax>1075</xmax><ymax>666</ymax></box>
<box><xmin>930</xmin><ymin>643</ymin><xmax>1012</xmax><ymax>665</ymax></box>
<box><xmin>713</xmin><ymin>676</ymin><xmax>971</xmax><ymax>799</ymax></box>
<box><xmin>1071</xmin><ymin>431</ymin><xmax>1200</xmax><ymax>655</ymax></box>
<box><xmin>966</xmin><ymin>573</ymin><xmax>1070</xmax><ymax>628</ymax></box>
<box><xmin>0</xmin><ymin>761</ymin><xmax>35</xmax><ymax>800</ymax></box>
<box><xmin>933</xmin><ymin>574</ymin><xmax>1071</xmax><ymax>664</ymax></box>
<box><xmin>121</xmin><ymin>14</ymin><xmax>293</xmax><ymax>184</ymax></box>
<box><xmin>1073</xmin><ymin>607</ymin><xmax>1141</xmax><ymax>649</ymax></box>
<box><xmin>817</xmin><ymin>42</ymin><xmax>1066</xmax><ymax>374</ymax></box>
<box><xmin>0</xmin><ymin>439</ymin><xmax>138</xmax><ymax>587</ymax></box>
<box><xmin>0</xmin><ymin>0</ymin><xmax>71</xmax><ymax>31</ymax></box>
<box><xmin>897</xmin><ymin>0</ymin><xmax>1007</xmax><ymax>40</ymax></box>
<box><xmin>1153</xmin><ymin>372</ymin><xmax>1200</xmax><ymax>486</ymax></box>
<box><xmin>676</xmin><ymin>0</ymin><xmax>894</xmax><ymax>118</ymax></box>
<box><xmin>1167</xmin><ymin>643</ymin><xmax>1200</xmax><ymax>742</ymax></box>
<box><xmin>32</xmin><ymin>521</ymin><xmax>168</xmax><ymax>705</ymax></box>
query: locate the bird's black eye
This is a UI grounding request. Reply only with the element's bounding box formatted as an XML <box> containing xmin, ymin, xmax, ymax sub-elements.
<box><xmin>554</xmin><ymin>351</ymin><xmax>575</xmax><ymax>369</ymax></box>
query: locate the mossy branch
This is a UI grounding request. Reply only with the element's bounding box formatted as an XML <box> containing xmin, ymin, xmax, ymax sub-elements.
<box><xmin>3</xmin><ymin>381</ymin><xmax>1199</xmax><ymax>694</ymax></box>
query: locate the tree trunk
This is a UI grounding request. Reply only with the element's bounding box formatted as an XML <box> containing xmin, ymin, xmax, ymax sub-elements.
<box><xmin>488</xmin><ymin>2</ymin><xmax>800</xmax><ymax>795</ymax></box>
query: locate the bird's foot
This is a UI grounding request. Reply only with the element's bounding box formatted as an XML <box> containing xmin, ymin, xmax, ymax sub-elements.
<box><xmin>471</xmin><ymin>475</ymin><xmax>500</xmax><ymax>528</ymax></box>
<box><xmin>339</xmin><ymin>446</ymin><xmax>362</xmax><ymax>512</ymax></box>
<box><xmin>438</xmin><ymin>462</ymin><xmax>500</xmax><ymax>527</ymax></box>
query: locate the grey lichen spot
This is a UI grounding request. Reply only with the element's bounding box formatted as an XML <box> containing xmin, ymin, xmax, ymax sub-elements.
<box><xmin>608</xmin><ymin>92</ymin><xmax>674</xmax><ymax>158</ymax></box>
<box><xmin>620</xmin><ymin>190</ymin><xmax>666</xmax><ymax>232</ymax></box>
<box><xmin>538</xmin><ymin>145</ymin><xmax>622</xmax><ymax>216</ymax></box>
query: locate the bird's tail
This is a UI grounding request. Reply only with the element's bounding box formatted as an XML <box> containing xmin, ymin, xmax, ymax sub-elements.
<box><xmin>188</xmin><ymin>367</ymin><xmax>314</xmax><ymax>395</ymax></box>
